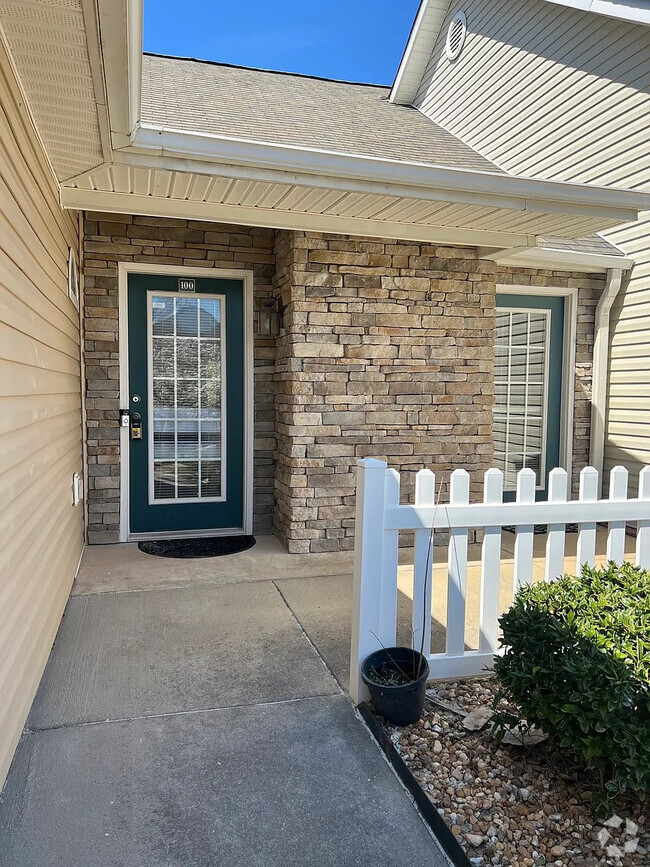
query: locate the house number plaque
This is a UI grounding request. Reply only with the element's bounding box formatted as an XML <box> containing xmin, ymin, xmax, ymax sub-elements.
<box><xmin>178</xmin><ymin>278</ymin><xmax>196</xmax><ymax>292</ymax></box>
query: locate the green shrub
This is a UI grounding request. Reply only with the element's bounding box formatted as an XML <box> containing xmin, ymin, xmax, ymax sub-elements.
<box><xmin>494</xmin><ymin>561</ymin><xmax>650</xmax><ymax>802</ymax></box>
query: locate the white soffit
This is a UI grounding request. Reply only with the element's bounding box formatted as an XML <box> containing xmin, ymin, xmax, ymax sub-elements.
<box><xmin>0</xmin><ymin>0</ymin><xmax>106</xmax><ymax>181</ymax></box>
<box><xmin>60</xmin><ymin>162</ymin><xmax>647</xmax><ymax>247</ymax></box>
<box><xmin>390</xmin><ymin>0</ymin><xmax>450</xmax><ymax>105</ymax></box>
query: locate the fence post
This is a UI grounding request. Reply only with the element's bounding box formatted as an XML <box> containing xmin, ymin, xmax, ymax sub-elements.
<box><xmin>636</xmin><ymin>467</ymin><xmax>650</xmax><ymax>569</ymax></box>
<box><xmin>479</xmin><ymin>468</ymin><xmax>503</xmax><ymax>653</ymax></box>
<box><xmin>379</xmin><ymin>469</ymin><xmax>400</xmax><ymax>647</ymax></box>
<box><xmin>545</xmin><ymin>468</ymin><xmax>568</xmax><ymax>582</ymax></box>
<box><xmin>446</xmin><ymin>469</ymin><xmax>470</xmax><ymax>657</ymax></box>
<box><xmin>576</xmin><ymin>467</ymin><xmax>598</xmax><ymax>569</ymax></box>
<box><xmin>513</xmin><ymin>468</ymin><xmax>536</xmax><ymax>590</ymax></box>
<box><xmin>607</xmin><ymin>466</ymin><xmax>628</xmax><ymax>563</ymax></box>
<box><xmin>350</xmin><ymin>458</ymin><xmax>389</xmax><ymax>704</ymax></box>
<box><xmin>413</xmin><ymin>469</ymin><xmax>435</xmax><ymax>659</ymax></box>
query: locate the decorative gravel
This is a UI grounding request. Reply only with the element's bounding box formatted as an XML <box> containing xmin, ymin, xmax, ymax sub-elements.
<box><xmin>383</xmin><ymin>677</ymin><xmax>648</xmax><ymax>866</ymax></box>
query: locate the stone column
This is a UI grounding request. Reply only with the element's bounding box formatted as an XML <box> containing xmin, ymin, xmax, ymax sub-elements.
<box><xmin>273</xmin><ymin>230</ymin><xmax>497</xmax><ymax>553</ymax></box>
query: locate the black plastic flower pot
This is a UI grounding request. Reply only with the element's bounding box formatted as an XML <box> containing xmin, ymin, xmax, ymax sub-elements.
<box><xmin>361</xmin><ymin>646</ymin><xmax>430</xmax><ymax>726</ymax></box>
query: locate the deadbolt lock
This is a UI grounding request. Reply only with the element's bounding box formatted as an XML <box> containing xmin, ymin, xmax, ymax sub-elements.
<box><xmin>130</xmin><ymin>411</ymin><xmax>142</xmax><ymax>440</ymax></box>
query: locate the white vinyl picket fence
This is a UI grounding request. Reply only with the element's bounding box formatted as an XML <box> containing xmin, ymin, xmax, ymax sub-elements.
<box><xmin>350</xmin><ymin>459</ymin><xmax>650</xmax><ymax>704</ymax></box>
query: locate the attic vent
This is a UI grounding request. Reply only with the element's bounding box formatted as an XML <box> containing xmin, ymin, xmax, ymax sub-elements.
<box><xmin>445</xmin><ymin>12</ymin><xmax>467</xmax><ymax>61</ymax></box>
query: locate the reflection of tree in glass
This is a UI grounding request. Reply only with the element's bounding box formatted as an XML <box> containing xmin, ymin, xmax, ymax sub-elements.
<box><xmin>202</xmin><ymin>357</ymin><xmax>222</xmax><ymax>409</ymax></box>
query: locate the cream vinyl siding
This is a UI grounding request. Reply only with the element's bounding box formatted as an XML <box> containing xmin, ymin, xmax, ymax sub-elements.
<box><xmin>414</xmin><ymin>0</ymin><xmax>650</xmax><ymax>490</ymax></box>
<box><xmin>604</xmin><ymin>214</ymin><xmax>650</xmax><ymax>491</ymax></box>
<box><xmin>0</xmin><ymin>38</ymin><xmax>83</xmax><ymax>788</ymax></box>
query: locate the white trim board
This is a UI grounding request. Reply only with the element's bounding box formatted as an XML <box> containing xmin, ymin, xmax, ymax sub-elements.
<box><xmin>128</xmin><ymin>527</ymin><xmax>247</xmax><ymax>542</ymax></box>
<box><xmin>96</xmin><ymin>0</ymin><xmax>143</xmax><ymax>148</ymax></box>
<box><xmin>480</xmin><ymin>245</ymin><xmax>634</xmax><ymax>273</ymax></box>
<box><xmin>118</xmin><ymin>262</ymin><xmax>254</xmax><ymax>542</ymax></box>
<box><xmin>496</xmin><ymin>285</ymin><xmax>578</xmax><ymax>489</ymax></box>
<box><xmin>391</xmin><ymin>0</ymin><xmax>451</xmax><ymax>105</ymax></box>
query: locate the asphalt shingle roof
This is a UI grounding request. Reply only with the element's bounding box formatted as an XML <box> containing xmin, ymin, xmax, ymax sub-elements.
<box><xmin>141</xmin><ymin>53</ymin><xmax>502</xmax><ymax>173</ymax></box>
<box><xmin>537</xmin><ymin>235</ymin><xmax>627</xmax><ymax>257</ymax></box>
<box><xmin>139</xmin><ymin>56</ymin><xmax>625</xmax><ymax>262</ymax></box>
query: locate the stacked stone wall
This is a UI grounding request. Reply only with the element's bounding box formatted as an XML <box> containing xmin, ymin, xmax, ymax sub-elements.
<box><xmin>273</xmin><ymin>231</ymin><xmax>497</xmax><ymax>552</ymax></box>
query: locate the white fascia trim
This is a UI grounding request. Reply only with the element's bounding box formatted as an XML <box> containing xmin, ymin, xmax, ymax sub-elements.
<box><xmin>481</xmin><ymin>245</ymin><xmax>634</xmax><ymax>272</ymax></box>
<box><xmin>390</xmin><ymin>0</ymin><xmax>450</xmax><ymax>105</ymax></box>
<box><xmin>113</xmin><ymin>147</ymin><xmax>629</xmax><ymax>226</ymax></box>
<box><xmin>129</xmin><ymin>124</ymin><xmax>650</xmax><ymax>220</ymax></box>
<box><xmin>544</xmin><ymin>0</ymin><xmax>650</xmax><ymax>25</ymax></box>
<box><xmin>79</xmin><ymin>0</ymin><xmax>112</xmax><ymax>160</ymax></box>
<box><xmin>60</xmin><ymin>186</ymin><xmax>538</xmax><ymax>248</ymax></box>
<box><xmin>97</xmin><ymin>0</ymin><xmax>143</xmax><ymax>149</ymax></box>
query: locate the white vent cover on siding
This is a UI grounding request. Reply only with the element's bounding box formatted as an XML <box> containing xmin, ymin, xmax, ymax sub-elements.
<box><xmin>445</xmin><ymin>12</ymin><xmax>467</xmax><ymax>61</ymax></box>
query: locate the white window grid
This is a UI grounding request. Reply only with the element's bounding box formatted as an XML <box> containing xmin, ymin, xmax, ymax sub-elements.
<box><xmin>146</xmin><ymin>290</ymin><xmax>227</xmax><ymax>505</ymax></box>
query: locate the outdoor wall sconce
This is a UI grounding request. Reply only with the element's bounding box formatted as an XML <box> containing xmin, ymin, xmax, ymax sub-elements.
<box><xmin>256</xmin><ymin>297</ymin><xmax>283</xmax><ymax>338</ymax></box>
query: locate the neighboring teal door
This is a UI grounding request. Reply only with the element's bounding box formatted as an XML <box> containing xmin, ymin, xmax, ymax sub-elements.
<box><xmin>494</xmin><ymin>294</ymin><xmax>565</xmax><ymax>501</ymax></box>
<box><xmin>127</xmin><ymin>273</ymin><xmax>245</xmax><ymax>535</ymax></box>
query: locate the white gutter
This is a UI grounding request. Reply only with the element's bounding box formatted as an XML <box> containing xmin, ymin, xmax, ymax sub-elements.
<box><xmin>544</xmin><ymin>0</ymin><xmax>650</xmax><ymax>25</ymax></box>
<box><xmin>589</xmin><ymin>268</ymin><xmax>623</xmax><ymax>493</ymax></box>
<box><xmin>128</xmin><ymin>124</ymin><xmax>650</xmax><ymax>221</ymax></box>
<box><xmin>97</xmin><ymin>0</ymin><xmax>143</xmax><ymax>149</ymax></box>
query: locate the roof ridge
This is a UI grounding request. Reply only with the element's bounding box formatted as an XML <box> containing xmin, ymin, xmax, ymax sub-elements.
<box><xmin>142</xmin><ymin>52</ymin><xmax>391</xmax><ymax>89</ymax></box>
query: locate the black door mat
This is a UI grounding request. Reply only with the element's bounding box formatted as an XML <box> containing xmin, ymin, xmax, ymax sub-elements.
<box><xmin>138</xmin><ymin>535</ymin><xmax>256</xmax><ymax>559</ymax></box>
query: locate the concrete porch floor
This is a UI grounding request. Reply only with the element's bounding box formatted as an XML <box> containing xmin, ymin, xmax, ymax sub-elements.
<box><xmin>0</xmin><ymin>529</ymin><xmax>636</xmax><ymax>865</ymax></box>
<box><xmin>73</xmin><ymin>528</ymin><xmax>636</xmax><ymax>690</ymax></box>
<box><xmin>0</xmin><ymin>535</ymin><xmax>449</xmax><ymax>867</ymax></box>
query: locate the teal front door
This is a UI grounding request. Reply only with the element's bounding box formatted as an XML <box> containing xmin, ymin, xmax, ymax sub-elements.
<box><xmin>494</xmin><ymin>294</ymin><xmax>565</xmax><ymax>501</ymax></box>
<box><xmin>127</xmin><ymin>273</ymin><xmax>245</xmax><ymax>535</ymax></box>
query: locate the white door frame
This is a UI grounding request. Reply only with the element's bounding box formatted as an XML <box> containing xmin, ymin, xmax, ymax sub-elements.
<box><xmin>496</xmin><ymin>284</ymin><xmax>578</xmax><ymax>487</ymax></box>
<box><xmin>118</xmin><ymin>262</ymin><xmax>254</xmax><ymax>542</ymax></box>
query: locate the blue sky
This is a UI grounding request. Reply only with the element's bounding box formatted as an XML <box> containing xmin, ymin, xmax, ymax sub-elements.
<box><xmin>144</xmin><ymin>0</ymin><xmax>420</xmax><ymax>86</ymax></box>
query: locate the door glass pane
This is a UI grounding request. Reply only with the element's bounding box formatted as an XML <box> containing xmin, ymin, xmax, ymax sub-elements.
<box><xmin>493</xmin><ymin>309</ymin><xmax>549</xmax><ymax>489</ymax></box>
<box><xmin>150</xmin><ymin>293</ymin><xmax>224</xmax><ymax>501</ymax></box>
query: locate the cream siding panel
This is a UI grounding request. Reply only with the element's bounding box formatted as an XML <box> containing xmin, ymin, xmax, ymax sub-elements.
<box><xmin>0</xmin><ymin>39</ymin><xmax>83</xmax><ymax>789</ymax></box>
<box><xmin>603</xmin><ymin>214</ymin><xmax>650</xmax><ymax>493</ymax></box>
<box><xmin>413</xmin><ymin>0</ymin><xmax>650</xmax><ymax>488</ymax></box>
<box><xmin>414</xmin><ymin>0</ymin><xmax>650</xmax><ymax>187</ymax></box>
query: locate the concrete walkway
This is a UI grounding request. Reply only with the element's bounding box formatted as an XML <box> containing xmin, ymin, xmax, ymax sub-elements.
<box><xmin>0</xmin><ymin>538</ymin><xmax>450</xmax><ymax>867</ymax></box>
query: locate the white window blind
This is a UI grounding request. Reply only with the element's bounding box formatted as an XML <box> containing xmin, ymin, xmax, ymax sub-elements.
<box><xmin>493</xmin><ymin>309</ymin><xmax>550</xmax><ymax>489</ymax></box>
